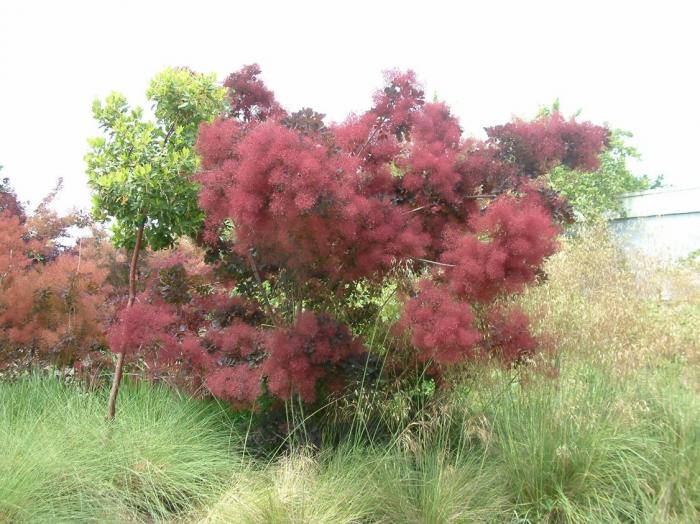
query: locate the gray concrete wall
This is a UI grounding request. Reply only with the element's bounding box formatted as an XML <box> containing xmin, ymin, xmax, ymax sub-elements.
<box><xmin>610</xmin><ymin>186</ymin><xmax>700</xmax><ymax>260</ymax></box>
<box><xmin>611</xmin><ymin>213</ymin><xmax>700</xmax><ymax>260</ymax></box>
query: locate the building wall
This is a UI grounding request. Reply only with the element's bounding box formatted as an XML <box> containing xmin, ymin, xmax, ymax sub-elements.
<box><xmin>611</xmin><ymin>213</ymin><xmax>700</xmax><ymax>260</ymax></box>
<box><xmin>610</xmin><ymin>186</ymin><xmax>700</xmax><ymax>260</ymax></box>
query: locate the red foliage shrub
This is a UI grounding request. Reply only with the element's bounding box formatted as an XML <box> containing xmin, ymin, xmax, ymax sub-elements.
<box><xmin>0</xmin><ymin>206</ymin><xmax>111</xmax><ymax>369</ymax></box>
<box><xmin>111</xmin><ymin>258</ymin><xmax>366</xmax><ymax>407</ymax></box>
<box><xmin>486</xmin><ymin>307</ymin><xmax>539</xmax><ymax>363</ymax></box>
<box><xmin>189</xmin><ymin>65</ymin><xmax>608</xmax><ymax>405</ymax></box>
<box><xmin>401</xmin><ymin>102</ymin><xmax>462</xmax><ymax>204</ymax></box>
<box><xmin>395</xmin><ymin>280</ymin><xmax>480</xmax><ymax>364</ymax></box>
<box><xmin>440</xmin><ymin>196</ymin><xmax>559</xmax><ymax>302</ymax></box>
<box><xmin>197</xmin><ymin>117</ymin><xmax>428</xmax><ymax>283</ymax></box>
<box><xmin>1</xmin><ymin>177</ymin><xmax>24</xmax><ymax>220</ymax></box>
<box><xmin>0</xmin><ymin>213</ymin><xmax>37</xmax><ymax>276</ymax></box>
<box><xmin>370</xmin><ymin>69</ymin><xmax>425</xmax><ymax>140</ymax></box>
<box><xmin>486</xmin><ymin>112</ymin><xmax>608</xmax><ymax>176</ymax></box>
<box><xmin>263</xmin><ymin>313</ymin><xmax>364</xmax><ymax>403</ymax></box>
<box><xmin>205</xmin><ymin>365</ymin><xmax>262</xmax><ymax>407</ymax></box>
<box><xmin>224</xmin><ymin>64</ymin><xmax>284</xmax><ymax>122</ymax></box>
<box><xmin>107</xmin><ymin>301</ymin><xmax>176</xmax><ymax>355</ymax></box>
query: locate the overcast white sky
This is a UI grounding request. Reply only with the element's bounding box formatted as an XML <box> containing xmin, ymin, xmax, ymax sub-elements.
<box><xmin>1</xmin><ymin>0</ymin><xmax>698</xmax><ymax>213</ymax></box>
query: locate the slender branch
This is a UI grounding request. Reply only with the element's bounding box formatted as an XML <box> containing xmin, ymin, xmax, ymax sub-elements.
<box><xmin>245</xmin><ymin>249</ymin><xmax>279</xmax><ymax>325</ymax></box>
<box><xmin>107</xmin><ymin>218</ymin><xmax>146</xmax><ymax>420</ymax></box>
<box><xmin>163</xmin><ymin>122</ymin><xmax>176</xmax><ymax>148</ymax></box>
<box><xmin>464</xmin><ymin>193</ymin><xmax>499</xmax><ymax>199</ymax></box>
<box><xmin>402</xmin><ymin>194</ymin><xmax>501</xmax><ymax>215</ymax></box>
<box><xmin>355</xmin><ymin>116</ymin><xmax>386</xmax><ymax>157</ymax></box>
<box><xmin>75</xmin><ymin>237</ymin><xmax>82</xmax><ymax>274</ymax></box>
<box><xmin>127</xmin><ymin>219</ymin><xmax>146</xmax><ymax>307</ymax></box>
<box><xmin>411</xmin><ymin>257</ymin><xmax>456</xmax><ymax>268</ymax></box>
<box><xmin>403</xmin><ymin>204</ymin><xmax>430</xmax><ymax>215</ymax></box>
<box><xmin>106</xmin><ymin>352</ymin><xmax>125</xmax><ymax>420</ymax></box>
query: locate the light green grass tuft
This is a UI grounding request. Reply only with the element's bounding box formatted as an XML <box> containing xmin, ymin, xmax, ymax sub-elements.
<box><xmin>0</xmin><ymin>376</ymin><xmax>240</xmax><ymax>523</ymax></box>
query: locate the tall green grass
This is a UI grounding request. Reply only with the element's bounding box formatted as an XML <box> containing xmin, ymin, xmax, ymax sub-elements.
<box><xmin>196</xmin><ymin>361</ymin><xmax>700</xmax><ymax>523</ymax></box>
<box><xmin>0</xmin><ymin>376</ymin><xmax>240</xmax><ymax>523</ymax></box>
<box><xmin>451</xmin><ymin>361</ymin><xmax>700</xmax><ymax>522</ymax></box>
<box><xmin>3</xmin><ymin>359</ymin><xmax>699</xmax><ymax>522</ymax></box>
<box><xmin>199</xmin><ymin>446</ymin><xmax>510</xmax><ymax>524</ymax></box>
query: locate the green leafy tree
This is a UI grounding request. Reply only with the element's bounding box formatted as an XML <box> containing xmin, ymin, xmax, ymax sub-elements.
<box><xmin>85</xmin><ymin>68</ymin><xmax>226</xmax><ymax>419</ymax></box>
<box><xmin>540</xmin><ymin>100</ymin><xmax>662</xmax><ymax>221</ymax></box>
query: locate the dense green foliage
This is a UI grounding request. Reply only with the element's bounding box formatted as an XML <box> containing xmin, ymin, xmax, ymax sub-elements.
<box><xmin>85</xmin><ymin>68</ymin><xmax>226</xmax><ymax>250</ymax></box>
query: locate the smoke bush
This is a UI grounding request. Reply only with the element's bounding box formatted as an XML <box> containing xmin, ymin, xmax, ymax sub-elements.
<box><xmin>98</xmin><ymin>65</ymin><xmax>607</xmax><ymax>409</ymax></box>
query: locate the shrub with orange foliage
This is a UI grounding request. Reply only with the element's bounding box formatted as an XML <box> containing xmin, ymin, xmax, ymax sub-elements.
<box><xmin>0</xmin><ymin>182</ymin><xmax>111</xmax><ymax>371</ymax></box>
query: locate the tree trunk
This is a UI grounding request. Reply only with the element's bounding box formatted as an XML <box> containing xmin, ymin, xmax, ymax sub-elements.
<box><xmin>107</xmin><ymin>220</ymin><xmax>145</xmax><ymax>420</ymax></box>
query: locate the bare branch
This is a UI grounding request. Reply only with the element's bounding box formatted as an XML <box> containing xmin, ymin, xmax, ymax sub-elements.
<box><xmin>246</xmin><ymin>249</ymin><xmax>279</xmax><ymax>325</ymax></box>
<box><xmin>411</xmin><ymin>257</ymin><xmax>456</xmax><ymax>268</ymax></box>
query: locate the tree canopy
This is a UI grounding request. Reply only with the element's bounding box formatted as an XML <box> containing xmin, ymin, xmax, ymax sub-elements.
<box><xmin>85</xmin><ymin>67</ymin><xmax>227</xmax><ymax>250</ymax></box>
